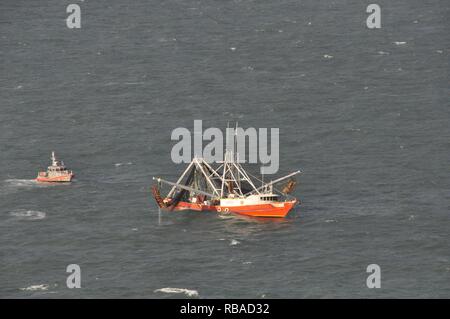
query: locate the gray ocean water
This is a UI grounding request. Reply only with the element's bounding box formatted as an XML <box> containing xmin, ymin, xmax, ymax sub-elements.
<box><xmin>1</xmin><ymin>0</ymin><xmax>449</xmax><ymax>298</ymax></box>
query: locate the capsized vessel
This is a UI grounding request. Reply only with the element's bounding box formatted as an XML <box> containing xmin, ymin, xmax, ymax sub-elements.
<box><xmin>36</xmin><ymin>152</ymin><xmax>74</xmax><ymax>183</ymax></box>
<box><xmin>152</xmin><ymin>131</ymin><xmax>301</xmax><ymax>218</ymax></box>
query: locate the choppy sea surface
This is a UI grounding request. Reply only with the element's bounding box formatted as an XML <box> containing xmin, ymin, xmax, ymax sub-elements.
<box><xmin>0</xmin><ymin>0</ymin><xmax>449</xmax><ymax>298</ymax></box>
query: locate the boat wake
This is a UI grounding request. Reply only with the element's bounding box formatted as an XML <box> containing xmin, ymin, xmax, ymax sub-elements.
<box><xmin>0</xmin><ymin>179</ymin><xmax>42</xmax><ymax>195</ymax></box>
<box><xmin>1</xmin><ymin>179</ymin><xmax>67</xmax><ymax>194</ymax></box>
<box><xmin>0</xmin><ymin>179</ymin><xmax>51</xmax><ymax>194</ymax></box>
<box><xmin>154</xmin><ymin>287</ymin><xmax>199</xmax><ymax>297</ymax></box>
<box><xmin>9</xmin><ymin>209</ymin><xmax>46</xmax><ymax>220</ymax></box>
<box><xmin>4</xmin><ymin>179</ymin><xmax>39</xmax><ymax>187</ymax></box>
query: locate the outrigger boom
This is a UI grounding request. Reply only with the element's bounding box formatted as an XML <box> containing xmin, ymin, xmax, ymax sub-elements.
<box><xmin>153</xmin><ymin>177</ymin><xmax>216</xmax><ymax>198</ymax></box>
<box><xmin>153</xmin><ymin>169</ymin><xmax>301</xmax><ymax>199</ymax></box>
<box><xmin>244</xmin><ymin>170</ymin><xmax>302</xmax><ymax>195</ymax></box>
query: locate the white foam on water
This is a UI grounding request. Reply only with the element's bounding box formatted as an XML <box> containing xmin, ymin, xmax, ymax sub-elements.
<box><xmin>325</xmin><ymin>219</ymin><xmax>337</xmax><ymax>223</ymax></box>
<box><xmin>4</xmin><ymin>179</ymin><xmax>39</xmax><ymax>187</ymax></box>
<box><xmin>158</xmin><ymin>37</ymin><xmax>177</xmax><ymax>42</ymax></box>
<box><xmin>230</xmin><ymin>239</ymin><xmax>241</xmax><ymax>246</ymax></box>
<box><xmin>20</xmin><ymin>284</ymin><xmax>49</xmax><ymax>291</ymax></box>
<box><xmin>394</xmin><ymin>41</ymin><xmax>407</xmax><ymax>45</ymax></box>
<box><xmin>114</xmin><ymin>162</ymin><xmax>133</xmax><ymax>167</ymax></box>
<box><xmin>241</xmin><ymin>65</ymin><xmax>254</xmax><ymax>71</ymax></box>
<box><xmin>218</xmin><ymin>214</ymin><xmax>233</xmax><ymax>219</ymax></box>
<box><xmin>9</xmin><ymin>209</ymin><xmax>46</xmax><ymax>220</ymax></box>
<box><xmin>124</xmin><ymin>82</ymin><xmax>145</xmax><ymax>86</ymax></box>
<box><xmin>154</xmin><ymin>287</ymin><xmax>199</xmax><ymax>297</ymax></box>
<box><xmin>1</xmin><ymin>179</ymin><xmax>56</xmax><ymax>195</ymax></box>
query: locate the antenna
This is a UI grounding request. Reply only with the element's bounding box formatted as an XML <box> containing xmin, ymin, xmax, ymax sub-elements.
<box><xmin>234</xmin><ymin>122</ymin><xmax>238</xmax><ymax>162</ymax></box>
<box><xmin>51</xmin><ymin>151</ymin><xmax>57</xmax><ymax>166</ymax></box>
<box><xmin>226</xmin><ymin>121</ymin><xmax>230</xmax><ymax>155</ymax></box>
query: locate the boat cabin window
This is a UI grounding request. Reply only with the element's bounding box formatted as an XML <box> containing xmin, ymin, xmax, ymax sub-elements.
<box><xmin>261</xmin><ymin>196</ymin><xmax>278</xmax><ymax>201</ymax></box>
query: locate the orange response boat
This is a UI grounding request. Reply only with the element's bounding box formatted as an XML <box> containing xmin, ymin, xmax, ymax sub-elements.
<box><xmin>36</xmin><ymin>152</ymin><xmax>74</xmax><ymax>183</ymax></box>
<box><xmin>152</xmin><ymin>130</ymin><xmax>301</xmax><ymax>218</ymax></box>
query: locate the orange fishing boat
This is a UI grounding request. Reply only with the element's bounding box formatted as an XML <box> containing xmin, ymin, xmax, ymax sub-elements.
<box><xmin>152</xmin><ymin>130</ymin><xmax>301</xmax><ymax>218</ymax></box>
<box><xmin>36</xmin><ymin>152</ymin><xmax>74</xmax><ymax>183</ymax></box>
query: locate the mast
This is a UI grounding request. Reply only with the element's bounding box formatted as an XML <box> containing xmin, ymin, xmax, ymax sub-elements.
<box><xmin>51</xmin><ymin>151</ymin><xmax>58</xmax><ymax>166</ymax></box>
<box><xmin>217</xmin><ymin>124</ymin><xmax>261</xmax><ymax>197</ymax></box>
<box><xmin>234</xmin><ymin>122</ymin><xmax>240</xmax><ymax>189</ymax></box>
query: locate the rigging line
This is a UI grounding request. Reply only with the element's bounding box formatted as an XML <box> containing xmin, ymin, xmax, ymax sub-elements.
<box><xmin>245</xmin><ymin>171</ymin><xmax>296</xmax><ymax>196</ymax></box>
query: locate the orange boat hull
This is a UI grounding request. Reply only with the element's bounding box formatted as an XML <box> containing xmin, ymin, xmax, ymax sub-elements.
<box><xmin>163</xmin><ymin>200</ymin><xmax>297</xmax><ymax>218</ymax></box>
<box><xmin>36</xmin><ymin>173</ymin><xmax>74</xmax><ymax>183</ymax></box>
